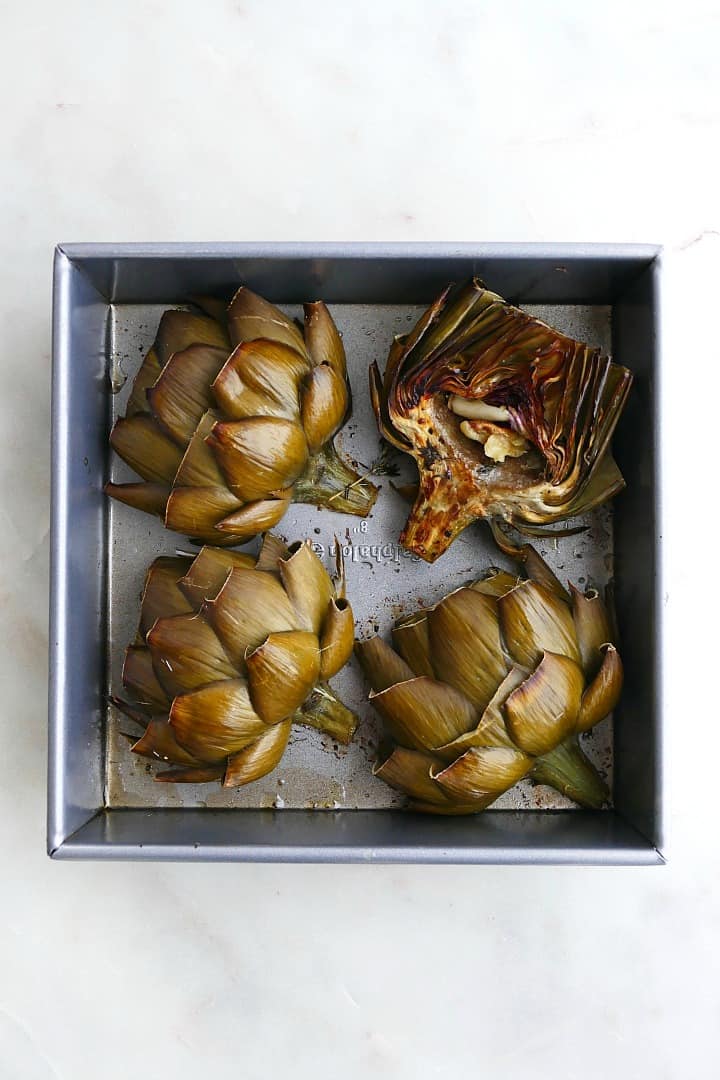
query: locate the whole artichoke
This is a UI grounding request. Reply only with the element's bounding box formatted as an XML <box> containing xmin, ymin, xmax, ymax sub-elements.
<box><xmin>356</xmin><ymin>545</ymin><xmax>621</xmax><ymax>813</ymax></box>
<box><xmin>114</xmin><ymin>535</ymin><xmax>357</xmax><ymax>786</ymax></box>
<box><xmin>370</xmin><ymin>279</ymin><xmax>632</xmax><ymax>562</ymax></box>
<box><xmin>106</xmin><ymin>289</ymin><xmax>377</xmax><ymax>546</ymax></box>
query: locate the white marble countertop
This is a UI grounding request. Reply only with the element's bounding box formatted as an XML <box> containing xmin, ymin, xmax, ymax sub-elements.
<box><xmin>2</xmin><ymin>2</ymin><xmax>718</xmax><ymax>1077</ymax></box>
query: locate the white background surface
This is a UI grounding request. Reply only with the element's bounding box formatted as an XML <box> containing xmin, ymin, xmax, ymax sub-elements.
<box><xmin>1</xmin><ymin>2</ymin><xmax>718</xmax><ymax>1077</ymax></box>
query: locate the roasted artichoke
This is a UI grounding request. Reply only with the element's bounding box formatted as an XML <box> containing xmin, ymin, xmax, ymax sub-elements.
<box><xmin>114</xmin><ymin>535</ymin><xmax>357</xmax><ymax>786</ymax></box>
<box><xmin>370</xmin><ymin>279</ymin><xmax>632</xmax><ymax>562</ymax></box>
<box><xmin>356</xmin><ymin>546</ymin><xmax>621</xmax><ymax>813</ymax></box>
<box><xmin>106</xmin><ymin>289</ymin><xmax>377</xmax><ymax>545</ymax></box>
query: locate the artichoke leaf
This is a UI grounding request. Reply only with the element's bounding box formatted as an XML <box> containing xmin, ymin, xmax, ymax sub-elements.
<box><xmin>355</xmin><ymin>637</ymin><xmax>415</xmax><ymax>693</ymax></box>
<box><xmin>178</xmin><ymin>546</ymin><xmax>256</xmax><ymax>609</ymax></box>
<box><xmin>278</xmin><ymin>541</ymin><xmax>334</xmax><ymax>634</ymax></box>
<box><xmin>204</xmin><ymin>567</ymin><xmax>299</xmax><ymax>671</ymax></box>
<box><xmin>228</xmin><ymin>286</ymin><xmax>308</xmax><ymax>357</ymax></box>
<box><xmin>207</xmin><ymin>416</ymin><xmax>308</xmax><ymax>501</ymax></box>
<box><xmin>148</xmin><ymin>344</ymin><xmax>229</xmax><ymax>446</ymax></box>
<box><xmin>369</xmin><ymin>676</ymin><xmax>478</xmax><ymax>751</ymax></box>
<box><xmin>304</xmin><ymin>300</ymin><xmax>346</xmax><ymax>376</ymax></box>
<box><xmin>224</xmin><ymin>719</ymin><xmax>292</xmax><ymax>787</ymax></box>
<box><xmin>147</xmin><ymin>612</ymin><xmax>239</xmax><ymax>698</ymax></box>
<box><xmin>169</xmin><ymin>678</ymin><xmax>268</xmax><ymax>760</ymax></box>
<box><xmin>246</xmin><ymin>631</ymin><xmax>320</xmax><ymax>724</ymax></box>
<box><xmin>432</xmin><ymin>746</ymin><xmax>533</xmax><ymax>803</ymax></box>
<box><xmin>109</xmin><ymin>414</ymin><xmax>184</xmax><ymax>484</ymax></box>
<box><xmin>576</xmin><ymin>644</ymin><xmax>623</xmax><ymax>732</ymax></box>
<box><xmin>373</xmin><ymin>746</ymin><xmax>450</xmax><ymax>805</ymax></box>
<box><xmin>319</xmin><ymin>598</ymin><xmax>355</xmax><ymax>680</ymax></box>
<box><xmin>504</xmin><ymin>651</ymin><xmax>584</xmax><ymax>756</ymax></box>
<box><xmin>499</xmin><ymin>579</ymin><xmax>581</xmax><ymax>668</ymax></box>
<box><xmin>427</xmin><ymin>588</ymin><xmax>507</xmax><ymax>711</ymax></box>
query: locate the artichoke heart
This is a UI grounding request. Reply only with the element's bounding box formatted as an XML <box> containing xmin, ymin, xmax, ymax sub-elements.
<box><xmin>356</xmin><ymin>545</ymin><xmax>622</xmax><ymax>814</ymax></box>
<box><xmin>370</xmin><ymin>278</ymin><xmax>632</xmax><ymax>562</ymax></box>
<box><xmin>107</xmin><ymin>289</ymin><xmax>377</xmax><ymax>545</ymax></box>
<box><xmin>114</xmin><ymin>536</ymin><xmax>358</xmax><ymax>786</ymax></box>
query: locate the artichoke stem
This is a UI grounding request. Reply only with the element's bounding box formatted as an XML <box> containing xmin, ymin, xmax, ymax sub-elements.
<box><xmin>295</xmin><ymin>683</ymin><xmax>358</xmax><ymax>744</ymax></box>
<box><xmin>294</xmin><ymin>443</ymin><xmax>378</xmax><ymax>517</ymax></box>
<box><xmin>532</xmin><ymin>736</ymin><xmax>609</xmax><ymax>809</ymax></box>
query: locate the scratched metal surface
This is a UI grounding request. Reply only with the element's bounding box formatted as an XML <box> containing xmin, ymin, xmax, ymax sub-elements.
<box><xmin>106</xmin><ymin>302</ymin><xmax>614</xmax><ymax>810</ymax></box>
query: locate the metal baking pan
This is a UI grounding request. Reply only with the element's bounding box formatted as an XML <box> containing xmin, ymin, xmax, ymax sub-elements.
<box><xmin>49</xmin><ymin>242</ymin><xmax>663</xmax><ymax>863</ymax></box>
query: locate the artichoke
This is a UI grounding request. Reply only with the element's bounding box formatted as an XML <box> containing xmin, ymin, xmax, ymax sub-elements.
<box><xmin>106</xmin><ymin>289</ymin><xmax>377</xmax><ymax>546</ymax></box>
<box><xmin>370</xmin><ymin>278</ymin><xmax>632</xmax><ymax>562</ymax></box>
<box><xmin>113</xmin><ymin>535</ymin><xmax>357</xmax><ymax>786</ymax></box>
<box><xmin>356</xmin><ymin>545</ymin><xmax>621</xmax><ymax>813</ymax></box>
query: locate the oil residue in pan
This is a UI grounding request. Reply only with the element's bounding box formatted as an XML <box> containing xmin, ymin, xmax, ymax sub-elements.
<box><xmin>105</xmin><ymin>302</ymin><xmax>614</xmax><ymax>811</ymax></box>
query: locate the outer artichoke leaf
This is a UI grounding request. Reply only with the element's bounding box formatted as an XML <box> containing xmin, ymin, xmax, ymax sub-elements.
<box><xmin>369</xmin><ymin>676</ymin><xmax>478</xmax><ymax>752</ymax></box>
<box><xmin>300</xmin><ymin>364</ymin><xmax>349</xmax><ymax>455</ymax></box>
<box><xmin>408</xmin><ymin>278</ymin><xmax>499</xmax><ymax>368</ymax></box>
<box><xmin>570</xmin><ymin>584</ymin><xmax>615</xmax><ymax>678</ymax></box>
<box><xmin>369</xmin><ymin>361</ymin><xmax>411</xmax><ymax>452</ymax></box>
<box><xmin>138</xmin><ymin>556</ymin><xmax>194</xmax><ymax>639</ymax></box>
<box><xmin>228</xmin><ymin>286</ymin><xmax>308</xmax><ymax>356</ymax></box>
<box><xmin>109</xmin><ymin>414</ymin><xmax>184</xmax><ymax>484</ymax></box>
<box><xmin>278</xmin><ymin>541</ymin><xmax>334</xmax><ymax>634</ymax></box>
<box><xmin>255</xmin><ymin>532</ymin><xmax>291</xmax><ymax>574</ymax></box>
<box><xmin>319</xmin><ymin>598</ymin><xmax>355</xmax><ymax>680</ymax></box>
<box><xmin>122</xmin><ymin>646</ymin><xmax>170</xmax><ymax>710</ymax></box>
<box><xmin>207</xmin><ymin>416</ymin><xmax>308</xmax><ymax>502</ymax></box>
<box><xmin>436</xmin><ymin>665</ymin><xmax>527</xmax><ymax>758</ymax></box>
<box><xmin>164</xmin><ymin>485</ymin><xmax>244</xmax><ymax>539</ymax></box>
<box><xmin>178</xmin><ymin>546</ymin><xmax>256</xmax><ymax>609</ymax></box>
<box><xmin>212</xmin><ymin>339</ymin><xmax>309</xmax><ymax>421</ymax></box>
<box><xmin>294</xmin><ymin>684</ymin><xmax>358</xmax><ymax>744</ymax></box>
<box><xmin>173</xmin><ymin>412</ymin><xmax>226</xmax><ymax>487</ymax></box>
<box><xmin>224</xmin><ymin>719</ymin><xmax>292</xmax><ymax>787</ymax></box>
<box><xmin>391</xmin><ymin>613</ymin><xmax>434</xmax><ymax>678</ymax></box>
<box><xmin>246</xmin><ymin>630</ymin><xmax>320</xmax><ymax>724</ymax></box>
<box><xmin>355</xmin><ymin>637</ymin><xmax>415</xmax><ymax>693</ymax></box>
<box><xmin>521</xmin><ymin>546</ymin><xmax>570</xmax><ymax>603</ymax></box>
<box><xmin>406</xmin><ymin>800</ymin><xmax>492</xmax><ymax>815</ymax></box>
<box><xmin>131</xmin><ymin>718</ymin><xmax>205</xmax><ymax>766</ymax></box>
<box><xmin>103</xmin><ymin>482</ymin><xmax>169</xmax><ymax>517</ymax></box>
<box><xmin>504</xmin><ymin>651</ymin><xmax>583</xmax><ymax>756</ymax></box>
<box><xmin>373</xmin><ymin>746</ymin><xmax>449</xmax><ymax>805</ymax></box>
<box><xmin>148</xmin><ymin>344</ymin><xmax>228</xmax><ymax>446</ymax></box>
<box><xmin>392</xmin><ymin>282</ymin><xmax>453</xmax><ymax>373</ymax></box>
<box><xmin>576</xmin><ymin>644</ymin><xmax>623</xmax><ymax>732</ymax></box>
<box><xmin>188</xmin><ymin>295</ymin><xmax>229</xmax><ymax>325</ymax></box>
<box><xmin>304</xmin><ymin>301</ymin><xmax>346</xmax><ymax>376</ymax></box>
<box><xmin>432</xmin><ymin>745</ymin><xmax>533</xmax><ymax>802</ymax></box>
<box><xmin>126</xmin><ymin>347</ymin><xmax>162</xmax><ymax>416</ymax></box>
<box><xmin>169</xmin><ymin>678</ymin><xmax>267</xmax><ymax>760</ymax></box>
<box><xmin>204</xmin><ymin>567</ymin><xmax>299</xmax><ymax>671</ymax></box>
<box><xmin>469</xmin><ymin>568</ymin><xmax>519</xmax><ymax>598</ymax></box>
<box><xmin>147</xmin><ymin>612</ymin><xmax>239</xmax><ymax>697</ymax></box>
<box><xmin>216</xmin><ymin>497</ymin><xmax>290</xmax><ymax>539</ymax></box>
<box><xmin>154</xmin><ymin>309</ymin><xmax>229</xmax><ymax>366</ymax></box>
<box><xmin>498</xmin><ymin>579</ymin><xmax>580</xmax><ymax>668</ymax></box>
<box><xmin>427</xmin><ymin>588</ymin><xmax>507</xmax><ymax>711</ymax></box>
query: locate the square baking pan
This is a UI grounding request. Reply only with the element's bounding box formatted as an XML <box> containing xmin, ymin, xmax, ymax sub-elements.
<box><xmin>49</xmin><ymin>242</ymin><xmax>663</xmax><ymax>863</ymax></box>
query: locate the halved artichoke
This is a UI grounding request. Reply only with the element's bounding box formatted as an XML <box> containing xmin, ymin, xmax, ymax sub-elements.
<box><xmin>356</xmin><ymin>545</ymin><xmax>621</xmax><ymax>813</ymax></box>
<box><xmin>106</xmin><ymin>289</ymin><xmax>377</xmax><ymax>545</ymax></box>
<box><xmin>114</xmin><ymin>535</ymin><xmax>357</xmax><ymax>786</ymax></box>
<box><xmin>370</xmin><ymin>279</ymin><xmax>632</xmax><ymax>562</ymax></box>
